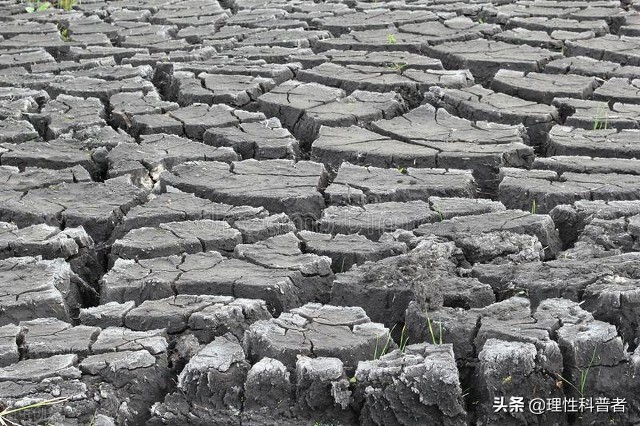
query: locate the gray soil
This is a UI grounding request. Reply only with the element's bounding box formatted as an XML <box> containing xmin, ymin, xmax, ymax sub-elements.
<box><xmin>0</xmin><ymin>0</ymin><xmax>639</xmax><ymax>425</ymax></box>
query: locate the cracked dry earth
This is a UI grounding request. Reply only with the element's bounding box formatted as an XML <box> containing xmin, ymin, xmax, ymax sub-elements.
<box><xmin>2</xmin><ymin>0</ymin><xmax>640</xmax><ymax>426</ymax></box>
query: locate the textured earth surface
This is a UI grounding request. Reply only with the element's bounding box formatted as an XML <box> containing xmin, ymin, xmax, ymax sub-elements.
<box><xmin>1</xmin><ymin>0</ymin><xmax>640</xmax><ymax>425</ymax></box>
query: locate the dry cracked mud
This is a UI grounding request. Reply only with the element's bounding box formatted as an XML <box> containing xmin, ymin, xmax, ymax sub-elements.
<box><xmin>1</xmin><ymin>0</ymin><xmax>640</xmax><ymax>425</ymax></box>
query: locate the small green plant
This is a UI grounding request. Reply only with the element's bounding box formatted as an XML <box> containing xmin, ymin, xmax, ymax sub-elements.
<box><xmin>593</xmin><ymin>104</ymin><xmax>609</xmax><ymax>130</ymax></box>
<box><xmin>339</xmin><ymin>257</ymin><xmax>347</xmax><ymax>273</ymax></box>
<box><xmin>555</xmin><ymin>348</ymin><xmax>598</xmax><ymax>397</ymax></box>
<box><xmin>461</xmin><ymin>387</ymin><xmax>471</xmax><ymax>399</ymax></box>
<box><xmin>88</xmin><ymin>409</ymin><xmax>99</xmax><ymax>426</ymax></box>
<box><xmin>386</xmin><ymin>34</ymin><xmax>397</xmax><ymax>44</ymax></box>
<box><xmin>0</xmin><ymin>397</ymin><xmax>68</xmax><ymax>426</ymax></box>
<box><xmin>24</xmin><ymin>0</ymin><xmax>75</xmax><ymax>13</ymax></box>
<box><xmin>58</xmin><ymin>24</ymin><xmax>70</xmax><ymax>41</ymax></box>
<box><xmin>397</xmin><ymin>165</ymin><xmax>407</xmax><ymax>174</ymax></box>
<box><xmin>399</xmin><ymin>324</ymin><xmax>409</xmax><ymax>352</ymax></box>
<box><xmin>348</xmin><ymin>376</ymin><xmax>357</xmax><ymax>385</ymax></box>
<box><xmin>386</xmin><ymin>62</ymin><xmax>407</xmax><ymax>73</ymax></box>
<box><xmin>514</xmin><ymin>287</ymin><xmax>529</xmax><ymax>297</ymax></box>
<box><xmin>530</xmin><ymin>199</ymin><xmax>537</xmax><ymax>215</ymax></box>
<box><xmin>24</xmin><ymin>1</ymin><xmax>51</xmax><ymax>12</ymax></box>
<box><xmin>373</xmin><ymin>325</ymin><xmax>395</xmax><ymax>360</ymax></box>
<box><xmin>426</xmin><ymin>313</ymin><xmax>443</xmax><ymax>345</ymax></box>
<box><xmin>434</xmin><ymin>206</ymin><xmax>444</xmax><ymax>222</ymax></box>
<box><xmin>58</xmin><ymin>0</ymin><xmax>75</xmax><ymax>11</ymax></box>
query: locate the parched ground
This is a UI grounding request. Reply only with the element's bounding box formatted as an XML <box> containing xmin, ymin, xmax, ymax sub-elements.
<box><xmin>0</xmin><ymin>0</ymin><xmax>640</xmax><ymax>425</ymax></box>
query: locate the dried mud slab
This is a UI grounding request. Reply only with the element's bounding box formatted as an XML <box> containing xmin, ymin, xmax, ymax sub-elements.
<box><xmin>314</xmin><ymin>9</ymin><xmax>441</xmax><ymax>36</ymax></box>
<box><xmin>47</xmin><ymin>76</ymin><xmax>155</xmax><ymax>102</ymax></box>
<box><xmin>168</xmin><ymin>59</ymin><xmax>298</xmax><ymax>86</ymax></box>
<box><xmin>544</xmin><ymin>55</ymin><xmax>640</xmax><ymax>79</ymax></box>
<box><xmin>424</xmin><ymin>39</ymin><xmax>563</xmax><ymax>83</ymax></box>
<box><xmin>297</xmin><ymin>230</ymin><xmax>407</xmax><ymax>273</ymax></box>
<box><xmin>104</xmin><ymin>233</ymin><xmax>332</xmax><ymax>314</ymax></box>
<box><xmin>236</xmin><ymin>29</ymin><xmax>331</xmax><ymax>48</ymax></box>
<box><xmin>553</xmin><ymin>97</ymin><xmax>640</xmax><ymax>130</ymax></box>
<box><xmin>325</xmin><ymin>162</ymin><xmax>476</xmax><ymax>205</ymax></box>
<box><xmin>427</xmin><ymin>197</ymin><xmax>506</xmax><ymax>220</ymax></box>
<box><xmin>109</xmin><ymin>91</ymin><xmax>179</xmax><ymax>131</ymax></box>
<box><xmin>472</xmin><ymin>253</ymin><xmax>640</xmax><ymax>305</ymax></box>
<box><xmin>0</xmin><ymin>222</ymin><xmax>90</xmax><ymax>261</ymax></box>
<box><xmin>203</xmin><ymin>118</ymin><xmax>301</xmax><ymax>160</ymax></box>
<box><xmin>297</xmin><ymin>62</ymin><xmax>473</xmax><ymax>106</ymax></box>
<box><xmin>550</xmin><ymin>199</ymin><xmax>640</xmax><ymax>247</ymax></box>
<box><xmin>565</xmin><ymin>35</ymin><xmax>640</xmax><ymax>66</ymax></box>
<box><xmin>123</xmin><ymin>294</ymin><xmax>271</xmax><ymax>340</ymax></box>
<box><xmin>0</xmin><ymin>257</ymin><xmax>79</xmax><ymax>326</ymax></box>
<box><xmin>581</xmin><ymin>275</ymin><xmax>640</xmax><ymax>347</ymax></box>
<box><xmin>370</xmin><ymin>104</ymin><xmax>534</xmax><ymax>195</ymax></box>
<box><xmin>331</xmin><ymin>237</ymin><xmax>495</xmax><ymax>328</ymax></box>
<box><xmin>407</xmin><ymin>295</ymin><xmax>637</xmax><ymax>424</ymax></box>
<box><xmin>498</xmin><ymin>167</ymin><xmax>640</xmax><ymax>215</ymax></box>
<box><xmin>235</xmin><ymin>232</ymin><xmax>334</xmax><ymax>304</ymax></box>
<box><xmin>150</xmin><ymin>336</ymin><xmax>252</xmax><ymax>424</ymax></box>
<box><xmin>533</xmin><ymin>155</ymin><xmax>640</xmax><ymax>176</ymax></box>
<box><xmin>167</xmin><ymin>70</ymin><xmax>276</xmax><ymax>107</ymax></box>
<box><xmin>79</xmin><ymin>349</ymin><xmax>171</xmax><ymax>424</ymax></box>
<box><xmin>18</xmin><ymin>318</ymin><xmax>100</xmax><ymax>360</ymax></box>
<box><xmin>309</xmin><ymin>49</ymin><xmax>444</xmax><ymax>71</ymax></box>
<box><xmin>0</xmin><ymin>222</ymin><xmax>99</xmax><ymax>283</ymax></box>
<box><xmin>115</xmin><ymin>192</ymin><xmax>266</xmax><ymax>239</ymax></box>
<box><xmin>105</xmin><ymin>133</ymin><xmax>238</xmax><ymax>185</ymax></box>
<box><xmin>317</xmin><ymin>201</ymin><xmax>438</xmax><ymax>241</ymax></box>
<box><xmin>90</xmin><ymin>327</ymin><xmax>168</xmax><ymax>356</ymax></box>
<box><xmin>79</xmin><ymin>301</ymin><xmax>136</xmax><ymax>328</ymax></box>
<box><xmin>257</xmin><ymin>80</ymin><xmax>405</xmax><ymax>148</ymax></box>
<box><xmin>413</xmin><ymin>209</ymin><xmax>562</xmax><ymax>260</ymax></box>
<box><xmin>426</xmin><ymin>85</ymin><xmax>560</xmax><ymax>147</ymax></box>
<box><xmin>222</xmin><ymin>46</ymin><xmax>314</xmax><ymax>64</ymax></box>
<box><xmin>160</xmin><ymin>159</ymin><xmax>328</xmax><ymax>220</ymax></box>
<box><xmin>315</xmin><ymin>17</ymin><xmax>500</xmax><ymax>53</ymax></box>
<box><xmin>0</xmin><ymin>48</ymin><xmax>55</xmax><ymax>71</ymax></box>
<box><xmin>102</xmin><ymin>252</ymin><xmax>298</xmax><ymax>313</ymax></box>
<box><xmin>506</xmin><ymin>16</ymin><xmax>610</xmax><ymax>36</ymax></box>
<box><xmin>593</xmin><ymin>77</ymin><xmax>640</xmax><ymax>104</ymax></box>
<box><xmin>546</xmin><ymin>126</ymin><xmax>640</xmax><ymax>158</ymax></box>
<box><xmin>491</xmin><ymin>70</ymin><xmax>600</xmax><ymax>105</ymax></box>
<box><xmin>32</xmin><ymin>94</ymin><xmax>107</xmax><ymax>140</ymax></box>
<box><xmin>111</xmin><ymin>219</ymin><xmax>243</xmax><ymax>261</ymax></box>
<box><xmin>0</xmin><ymin>119</ymin><xmax>39</xmax><ymax>144</ymax></box>
<box><xmin>0</xmin><ymin>177</ymin><xmax>148</xmax><ymax>242</ymax></box>
<box><xmin>356</xmin><ymin>344</ymin><xmax>467</xmax><ymax>425</ymax></box>
<box><xmin>311</xmin><ymin>125</ymin><xmax>440</xmax><ymax>170</ymax></box>
<box><xmin>1</xmin><ymin>139</ymin><xmax>104</xmax><ymax>179</ymax></box>
<box><xmin>0</xmin><ymin>165</ymin><xmax>91</xmax><ymax>191</ymax></box>
<box><xmin>130</xmin><ymin>103</ymin><xmax>266</xmax><ymax>139</ymax></box>
<box><xmin>244</xmin><ymin>303</ymin><xmax>390</xmax><ymax>371</ymax></box>
<box><xmin>495</xmin><ymin>27</ymin><xmax>593</xmax><ymax>50</ymax></box>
